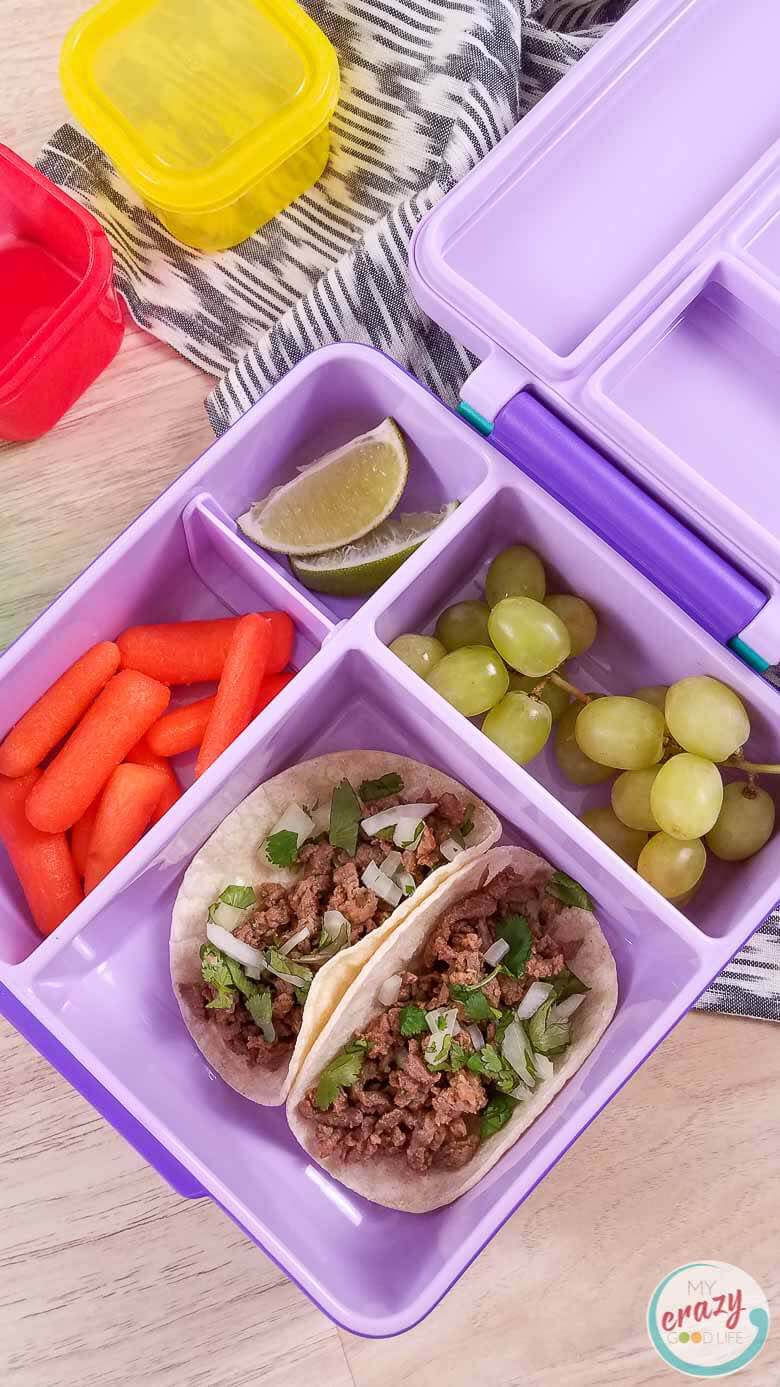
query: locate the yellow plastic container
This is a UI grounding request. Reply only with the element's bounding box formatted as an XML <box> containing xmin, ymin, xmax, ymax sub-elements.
<box><xmin>61</xmin><ymin>0</ymin><xmax>340</xmax><ymax>251</ymax></box>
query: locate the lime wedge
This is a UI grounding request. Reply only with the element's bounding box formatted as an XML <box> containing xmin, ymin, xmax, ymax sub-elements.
<box><xmin>290</xmin><ymin>502</ymin><xmax>459</xmax><ymax>596</ymax></box>
<box><xmin>237</xmin><ymin>419</ymin><xmax>409</xmax><ymax>556</ymax></box>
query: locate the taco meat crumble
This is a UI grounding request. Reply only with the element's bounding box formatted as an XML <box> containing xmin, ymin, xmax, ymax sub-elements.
<box><xmin>299</xmin><ymin>862</ymin><xmax>586</xmax><ymax>1173</ymax></box>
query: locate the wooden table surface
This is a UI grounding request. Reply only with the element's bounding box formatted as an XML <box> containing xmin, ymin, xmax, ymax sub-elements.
<box><xmin>1</xmin><ymin>5</ymin><xmax>778</xmax><ymax>1384</ymax></box>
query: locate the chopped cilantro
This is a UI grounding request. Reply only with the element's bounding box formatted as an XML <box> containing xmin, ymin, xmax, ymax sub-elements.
<box><xmin>448</xmin><ymin>1042</ymin><xmax>468</xmax><ymax>1073</ymax></box>
<box><xmin>495</xmin><ymin>1008</ymin><xmax>514</xmax><ymax>1047</ymax></box>
<box><xmin>224</xmin><ymin>955</ymin><xmax>256</xmax><ymax>998</ymax></box>
<box><xmin>466</xmin><ymin>1042</ymin><xmax>517</xmax><ymax>1093</ymax></box>
<box><xmin>479</xmin><ymin>1092</ymin><xmax>519</xmax><ymax>1142</ymax></box>
<box><xmin>424</xmin><ymin>1034</ymin><xmax>453</xmax><ymax>1071</ymax></box>
<box><xmin>329</xmin><ymin>779</ymin><xmax>362</xmax><ymax>856</ymax></box>
<box><xmin>551</xmin><ymin>966</ymin><xmax>589</xmax><ymax>1002</ymax></box>
<box><xmin>199</xmin><ymin>943</ymin><xmax>235</xmax><ymax>1010</ymax></box>
<box><xmin>265</xmin><ymin>829</ymin><xmax>299</xmax><ymax>868</ymax></box>
<box><xmin>449</xmin><ymin>983</ymin><xmax>500</xmax><ymax>1024</ymax></box>
<box><xmin>315</xmin><ymin>1039</ymin><xmax>369</xmax><ymax>1110</ymax></box>
<box><xmin>295</xmin><ymin>984</ymin><xmax>310</xmax><ymax>1006</ymax></box>
<box><xmin>494</xmin><ymin>914</ymin><xmax>533</xmax><ymax>978</ymax></box>
<box><xmin>459</xmin><ymin>804</ymin><xmax>475</xmax><ymax>838</ymax></box>
<box><xmin>374</xmin><ymin>825</ymin><xmax>396</xmax><ymax>842</ymax></box>
<box><xmin>359</xmin><ymin>772</ymin><xmax>403</xmax><ymax>804</ymax></box>
<box><xmin>398</xmin><ymin>1003</ymin><xmax>428</xmax><ymax>1037</ymax></box>
<box><xmin>547</xmin><ymin>870</ymin><xmax>593</xmax><ymax>911</ymax></box>
<box><xmin>526</xmin><ymin>998</ymin><xmax>570</xmax><ymax>1057</ymax></box>
<box><xmin>246</xmin><ymin>988</ymin><xmax>274</xmax><ymax>1041</ymax></box>
<box><xmin>218</xmin><ymin>884</ymin><xmax>256</xmax><ymax>909</ymax></box>
<box><xmin>266</xmin><ymin>947</ymin><xmax>313</xmax><ymax>987</ymax></box>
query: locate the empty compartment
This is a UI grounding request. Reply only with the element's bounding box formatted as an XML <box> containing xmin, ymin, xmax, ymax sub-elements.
<box><xmin>27</xmin><ymin>644</ymin><xmax>707</xmax><ymax>1334</ymax></box>
<box><xmin>597</xmin><ymin>260</ymin><xmax>780</xmax><ymax>541</ymax></box>
<box><xmin>375</xmin><ymin>470</ymin><xmax>780</xmax><ymax>942</ymax></box>
<box><xmin>201</xmin><ymin>344</ymin><xmax>491</xmax><ymax>624</ymax></box>
<box><xmin>414</xmin><ymin>0</ymin><xmax>780</xmax><ymax>367</ymax></box>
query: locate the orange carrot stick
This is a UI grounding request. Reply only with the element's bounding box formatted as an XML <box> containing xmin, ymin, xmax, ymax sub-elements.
<box><xmin>0</xmin><ymin>771</ymin><xmax>83</xmax><ymax>935</ymax></box>
<box><xmin>145</xmin><ymin>695</ymin><xmax>216</xmax><ymax>758</ymax></box>
<box><xmin>117</xmin><ymin>612</ymin><xmax>293</xmax><ymax>684</ymax></box>
<box><xmin>0</xmin><ymin>642</ymin><xmax>120</xmax><ymax>778</ymax></box>
<box><xmin>84</xmin><ymin>763</ymin><xmax>168</xmax><ymax>892</ymax></box>
<box><xmin>195</xmin><ymin>615</ymin><xmax>271</xmax><ymax>779</ymax></box>
<box><xmin>254</xmin><ymin>669</ymin><xmax>295</xmax><ymax>714</ymax></box>
<box><xmin>25</xmin><ymin>670</ymin><xmax>170</xmax><ymax>834</ymax></box>
<box><xmin>126</xmin><ymin>736</ymin><xmax>182</xmax><ymax>825</ymax></box>
<box><xmin>70</xmin><ymin>798</ymin><xmax>100</xmax><ymax>878</ymax></box>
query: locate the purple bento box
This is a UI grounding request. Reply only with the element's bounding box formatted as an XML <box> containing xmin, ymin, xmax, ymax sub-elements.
<box><xmin>2</xmin><ymin>0</ymin><xmax>780</xmax><ymax>1338</ymax></box>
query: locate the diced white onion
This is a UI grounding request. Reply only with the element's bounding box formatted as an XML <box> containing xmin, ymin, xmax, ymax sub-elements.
<box><xmin>210</xmin><ymin>901</ymin><xmax>247</xmax><ymax>933</ymax></box>
<box><xmin>483</xmin><ymin>937</ymin><xmax>510</xmax><ymax>967</ymax></box>
<box><xmin>395</xmin><ymin>871</ymin><xmax>416</xmax><ymax>898</ymax></box>
<box><xmin>440</xmin><ymin>836</ymin><xmax>465</xmax><ymax>862</ymax></box>
<box><xmin>501</xmin><ymin>1020</ymin><xmax>536</xmax><ymax>1089</ymax></box>
<box><xmin>361</xmin><ymin>860</ymin><xmax>402</xmax><ymax>907</ymax></box>
<box><xmin>510</xmin><ymin>1083</ymin><xmax>530</xmax><ymax>1100</ymax></box>
<box><xmin>265</xmin><ymin>956</ymin><xmax>309</xmax><ymax>987</ymax></box>
<box><xmin>552</xmin><ymin>993</ymin><xmax>586</xmax><ymax>1020</ymax></box>
<box><xmin>382</xmin><ymin>850</ymin><xmax>403</xmax><ymax>878</ymax></box>
<box><xmin>534</xmin><ymin>1053</ymin><xmax>554</xmax><ymax>1083</ymax></box>
<box><xmin>267</xmin><ymin>802</ymin><xmax>315</xmax><ymax>850</ymax></box>
<box><xmin>322</xmin><ymin>909</ymin><xmax>348</xmax><ymax>939</ymax></box>
<box><xmin>425</xmin><ymin>1007</ymin><xmax>459</xmax><ymax>1037</ymax></box>
<box><xmin>280</xmin><ymin>925</ymin><xmax>310</xmax><ymax>955</ymax></box>
<box><xmin>244</xmin><ymin>965</ymin><xmax>263</xmax><ymax>980</ymax></box>
<box><xmin>393</xmin><ymin>817</ymin><xmax>423</xmax><ymax>849</ymax></box>
<box><xmin>206</xmin><ymin>921</ymin><xmax>265</xmax><ymax>971</ymax></box>
<box><xmin>467</xmin><ymin>1024</ymin><xmax>484</xmax><ymax>1051</ymax></box>
<box><xmin>378</xmin><ymin>974</ymin><xmax>403</xmax><ymax>1007</ymax></box>
<box><xmin>310</xmin><ymin>799</ymin><xmax>331</xmax><ymax>836</ymax></box>
<box><xmin>514</xmin><ymin>980</ymin><xmax>555</xmax><ymax>1021</ymax></box>
<box><xmin>360</xmin><ymin>803</ymin><xmax>436</xmax><ymax>836</ymax></box>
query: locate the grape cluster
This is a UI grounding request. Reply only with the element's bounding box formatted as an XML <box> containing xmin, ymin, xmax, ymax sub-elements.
<box><xmin>389</xmin><ymin>544</ymin><xmax>777</xmax><ymax>906</ymax></box>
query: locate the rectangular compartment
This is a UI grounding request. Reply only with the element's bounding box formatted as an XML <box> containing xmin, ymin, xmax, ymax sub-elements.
<box><xmin>375</xmin><ymin>469</ymin><xmax>780</xmax><ymax>942</ymax></box>
<box><xmin>0</xmin><ymin>143</ymin><xmax>123</xmax><ymax>440</ymax></box>
<box><xmin>24</xmin><ymin>643</ymin><xmax>709</xmax><ymax>1336</ymax></box>
<box><xmin>593</xmin><ymin>260</ymin><xmax>780</xmax><ymax>548</ymax></box>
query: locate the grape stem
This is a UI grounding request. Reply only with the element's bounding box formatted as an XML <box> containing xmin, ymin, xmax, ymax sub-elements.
<box><xmin>728</xmin><ymin>755</ymin><xmax>780</xmax><ymax>775</ymax></box>
<box><xmin>548</xmin><ymin>672</ymin><xmax>591</xmax><ymax>705</ymax></box>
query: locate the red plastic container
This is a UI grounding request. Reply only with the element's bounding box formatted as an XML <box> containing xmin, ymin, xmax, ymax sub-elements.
<box><xmin>0</xmin><ymin>144</ymin><xmax>124</xmax><ymax>441</ymax></box>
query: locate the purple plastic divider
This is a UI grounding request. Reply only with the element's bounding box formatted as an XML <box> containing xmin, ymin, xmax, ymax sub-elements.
<box><xmin>0</xmin><ymin>982</ymin><xmax>206</xmax><ymax>1199</ymax></box>
<box><xmin>490</xmin><ymin>391</ymin><xmax>766</xmax><ymax>644</ymax></box>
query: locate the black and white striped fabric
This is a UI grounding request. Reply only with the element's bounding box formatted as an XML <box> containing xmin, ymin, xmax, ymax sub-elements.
<box><xmin>37</xmin><ymin>0</ymin><xmax>780</xmax><ymax>1023</ymax></box>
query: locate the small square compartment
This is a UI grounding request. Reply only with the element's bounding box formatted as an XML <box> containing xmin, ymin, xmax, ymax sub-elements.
<box><xmin>27</xmin><ymin>645</ymin><xmax>707</xmax><ymax>1335</ymax></box>
<box><xmin>375</xmin><ymin>473</ymin><xmax>780</xmax><ymax>942</ymax></box>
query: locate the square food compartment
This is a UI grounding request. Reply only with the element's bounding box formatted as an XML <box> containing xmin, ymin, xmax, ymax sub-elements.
<box><xmin>374</xmin><ymin>460</ymin><xmax>780</xmax><ymax>942</ymax></box>
<box><xmin>24</xmin><ymin>642</ymin><xmax>709</xmax><ymax>1336</ymax></box>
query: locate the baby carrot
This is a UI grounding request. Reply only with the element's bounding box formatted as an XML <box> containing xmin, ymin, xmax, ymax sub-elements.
<box><xmin>0</xmin><ymin>641</ymin><xmax>120</xmax><ymax>778</ymax></box>
<box><xmin>70</xmin><ymin>798</ymin><xmax>100</xmax><ymax>878</ymax></box>
<box><xmin>146</xmin><ymin>695</ymin><xmax>215</xmax><ymax>758</ymax></box>
<box><xmin>0</xmin><ymin>771</ymin><xmax>83</xmax><ymax>935</ymax></box>
<box><xmin>25</xmin><ymin>670</ymin><xmax>170</xmax><ymax>834</ymax></box>
<box><xmin>126</xmin><ymin>736</ymin><xmax>182</xmax><ymax>825</ymax></box>
<box><xmin>254</xmin><ymin>669</ymin><xmax>295</xmax><ymax>714</ymax></box>
<box><xmin>117</xmin><ymin>612</ymin><xmax>293</xmax><ymax>684</ymax></box>
<box><xmin>195</xmin><ymin>615</ymin><xmax>271</xmax><ymax>779</ymax></box>
<box><xmin>84</xmin><ymin>763</ymin><xmax>168</xmax><ymax>892</ymax></box>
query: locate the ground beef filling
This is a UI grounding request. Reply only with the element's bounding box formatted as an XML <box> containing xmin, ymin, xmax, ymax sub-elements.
<box><xmin>299</xmin><ymin>864</ymin><xmax>582</xmax><ymax>1174</ymax></box>
<box><xmin>195</xmin><ymin>790</ymin><xmax>466</xmax><ymax>1064</ymax></box>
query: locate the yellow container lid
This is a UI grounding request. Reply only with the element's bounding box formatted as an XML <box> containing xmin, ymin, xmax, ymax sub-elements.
<box><xmin>61</xmin><ymin>0</ymin><xmax>340</xmax><ymax>213</ymax></box>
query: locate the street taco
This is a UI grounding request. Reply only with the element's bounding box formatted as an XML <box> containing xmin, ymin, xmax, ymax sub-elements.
<box><xmin>170</xmin><ymin>751</ymin><xmax>501</xmax><ymax>1104</ymax></box>
<box><xmin>287</xmin><ymin>846</ymin><xmax>617</xmax><ymax>1211</ymax></box>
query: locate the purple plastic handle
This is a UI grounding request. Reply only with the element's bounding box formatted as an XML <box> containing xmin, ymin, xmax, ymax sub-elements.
<box><xmin>0</xmin><ymin>984</ymin><xmax>206</xmax><ymax>1200</ymax></box>
<box><xmin>491</xmin><ymin>392</ymin><xmax>766</xmax><ymax>644</ymax></box>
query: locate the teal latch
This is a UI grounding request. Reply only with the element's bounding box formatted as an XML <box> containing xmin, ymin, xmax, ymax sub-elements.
<box><xmin>457</xmin><ymin>400</ymin><xmax>493</xmax><ymax>436</ymax></box>
<box><xmin>728</xmin><ymin>636</ymin><xmax>770</xmax><ymax>674</ymax></box>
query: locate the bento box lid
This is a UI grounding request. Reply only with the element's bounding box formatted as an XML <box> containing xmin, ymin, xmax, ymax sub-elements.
<box><xmin>410</xmin><ymin>0</ymin><xmax>780</xmax><ymax>661</ymax></box>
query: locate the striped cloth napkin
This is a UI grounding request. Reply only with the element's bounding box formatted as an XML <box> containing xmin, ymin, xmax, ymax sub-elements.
<box><xmin>37</xmin><ymin>0</ymin><xmax>780</xmax><ymax>1022</ymax></box>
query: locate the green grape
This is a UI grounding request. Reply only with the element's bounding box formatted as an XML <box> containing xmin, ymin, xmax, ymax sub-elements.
<box><xmin>705</xmin><ymin>781</ymin><xmax>776</xmax><ymax>861</ymax></box>
<box><xmin>482</xmin><ymin>691</ymin><xmax>552</xmax><ymax>765</ymax></box>
<box><xmin>488</xmin><ymin>597</ymin><xmax>571</xmax><ymax>677</ymax></box>
<box><xmin>669</xmin><ymin>885</ymin><xmax>700</xmax><ymax>908</ymax></box>
<box><xmin>580</xmin><ymin>806</ymin><xmax>648</xmax><ymax>868</ymax></box>
<box><xmin>434</xmin><ymin>600</ymin><xmax>491</xmax><ymax>651</ymax></box>
<box><xmin>485</xmin><ymin>545</ymin><xmax>546</xmax><ymax>607</ymax></box>
<box><xmin>637</xmin><ymin>832</ymin><xmax>706</xmax><ymax>899</ymax></box>
<box><xmin>665</xmin><ymin>676</ymin><xmax>750</xmax><ymax>762</ymax></box>
<box><xmin>554</xmin><ymin>699</ymin><xmax>614</xmax><ymax>786</ymax></box>
<box><xmin>545</xmin><ymin>594</ymin><xmax>598</xmax><ymax>658</ymax></box>
<box><xmin>650</xmin><ymin>753</ymin><xmax>723</xmax><ymax>840</ymax></box>
<box><xmin>575</xmin><ymin>696</ymin><xmax>665</xmax><ymax>770</ymax></box>
<box><xmin>426</xmin><ymin>645</ymin><xmax>509</xmax><ymax>717</ymax></box>
<box><xmin>508</xmin><ymin>671</ymin><xmax>569</xmax><ymax>722</ymax></box>
<box><xmin>632</xmin><ymin>684</ymin><xmax>669</xmax><ymax>712</ymax></box>
<box><xmin>389</xmin><ymin>634</ymin><xmax>446</xmax><ymax>678</ymax></box>
<box><xmin>611</xmin><ymin>767</ymin><xmax>661</xmax><ymax>831</ymax></box>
